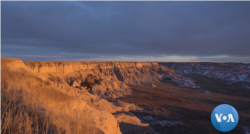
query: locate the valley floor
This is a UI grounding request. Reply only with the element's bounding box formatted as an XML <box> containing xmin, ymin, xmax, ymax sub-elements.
<box><xmin>118</xmin><ymin>81</ymin><xmax>250</xmax><ymax>134</ymax></box>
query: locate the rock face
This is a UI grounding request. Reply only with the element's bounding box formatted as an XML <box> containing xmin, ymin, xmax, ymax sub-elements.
<box><xmin>114</xmin><ymin>113</ymin><xmax>158</xmax><ymax>134</ymax></box>
<box><xmin>3</xmin><ymin>59</ymin><xmax>175</xmax><ymax>134</ymax></box>
<box><xmin>24</xmin><ymin>61</ymin><xmax>200</xmax><ymax>93</ymax></box>
<box><xmin>25</xmin><ymin>61</ymin><xmax>158</xmax><ymax>74</ymax></box>
<box><xmin>1</xmin><ymin>59</ymin><xmax>123</xmax><ymax>134</ymax></box>
<box><xmin>160</xmin><ymin>62</ymin><xmax>250</xmax><ymax>89</ymax></box>
<box><xmin>24</xmin><ymin>62</ymin><xmax>164</xmax><ymax>98</ymax></box>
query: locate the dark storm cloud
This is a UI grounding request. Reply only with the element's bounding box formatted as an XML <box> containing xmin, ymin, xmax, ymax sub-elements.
<box><xmin>1</xmin><ymin>1</ymin><xmax>250</xmax><ymax>61</ymax></box>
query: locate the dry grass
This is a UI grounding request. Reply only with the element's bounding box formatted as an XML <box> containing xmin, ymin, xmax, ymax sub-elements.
<box><xmin>1</xmin><ymin>65</ymin><xmax>99</xmax><ymax>134</ymax></box>
<box><xmin>1</xmin><ymin>58</ymin><xmax>22</xmax><ymax>65</ymax></box>
<box><xmin>1</xmin><ymin>88</ymin><xmax>56</xmax><ymax>134</ymax></box>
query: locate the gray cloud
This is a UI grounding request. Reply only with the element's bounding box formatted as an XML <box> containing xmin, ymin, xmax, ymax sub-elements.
<box><xmin>1</xmin><ymin>1</ymin><xmax>250</xmax><ymax>62</ymax></box>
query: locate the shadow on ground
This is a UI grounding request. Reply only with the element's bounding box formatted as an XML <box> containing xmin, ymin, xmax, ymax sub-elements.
<box><xmin>119</xmin><ymin>79</ymin><xmax>250</xmax><ymax>134</ymax></box>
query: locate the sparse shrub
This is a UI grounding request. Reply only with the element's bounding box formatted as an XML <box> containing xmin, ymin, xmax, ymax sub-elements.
<box><xmin>45</xmin><ymin>81</ymin><xmax>51</xmax><ymax>86</ymax></box>
<box><xmin>81</xmin><ymin>81</ymin><xmax>92</xmax><ymax>89</ymax></box>
<box><xmin>95</xmin><ymin>79</ymin><xmax>101</xmax><ymax>84</ymax></box>
<box><xmin>87</xmin><ymin>74</ymin><xmax>93</xmax><ymax>77</ymax></box>
<box><xmin>75</xmin><ymin>86</ymin><xmax>81</xmax><ymax>89</ymax></box>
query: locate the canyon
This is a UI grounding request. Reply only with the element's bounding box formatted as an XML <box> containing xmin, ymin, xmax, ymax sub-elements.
<box><xmin>1</xmin><ymin>58</ymin><xmax>250</xmax><ymax>134</ymax></box>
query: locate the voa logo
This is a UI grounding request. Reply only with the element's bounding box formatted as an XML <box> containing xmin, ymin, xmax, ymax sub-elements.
<box><xmin>211</xmin><ymin>104</ymin><xmax>239</xmax><ymax>132</ymax></box>
<box><xmin>215</xmin><ymin>113</ymin><xmax>235</xmax><ymax>122</ymax></box>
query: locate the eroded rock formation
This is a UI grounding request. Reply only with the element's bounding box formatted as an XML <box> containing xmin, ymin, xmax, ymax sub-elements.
<box><xmin>161</xmin><ymin>62</ymin><xmax>250</xmax><ymax>89</ymax></box>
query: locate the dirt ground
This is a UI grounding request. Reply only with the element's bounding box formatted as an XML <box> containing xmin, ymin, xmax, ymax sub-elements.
<box><xmin>117</xmin><ymin>76</ymin><xmax>250</xmax><ymax>134</ymax></box>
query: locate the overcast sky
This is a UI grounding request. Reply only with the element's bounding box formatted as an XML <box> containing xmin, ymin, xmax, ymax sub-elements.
<box><xmin>1</xmin><ymin>1</ymin><xmax>250</xmax><ymax>62</ymax></box>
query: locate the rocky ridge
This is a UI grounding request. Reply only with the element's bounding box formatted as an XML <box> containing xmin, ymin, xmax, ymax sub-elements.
<box><xmin>24</xmin><ymin>61</ymin><xmax>200</xmax><ymax>99</ymax></box>
<box><xmin>160</xmin><ymin>62</ymin><xmax>250</xmax><ymax>89</ymax></box>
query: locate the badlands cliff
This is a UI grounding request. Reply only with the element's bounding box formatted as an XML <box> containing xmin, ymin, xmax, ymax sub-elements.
<box><xmin>2</xmin><ymin>58</ymin><xmax>249</xmax><ymax>134</ymax></box>
<box><xmin>23</xmin><ymin>61</ymin><xmax>200</xmax><ymax>85</ymax></box>
<box><xmin>25</xmin><ymin>61</ymin><xmax>158</xmax><ymax>74</ymax></box>
<box><xmin>2</xmin><ymin>60</ymin><xmax>107</xmax><ymax>133</ymax></box>
<box><xmin>2</xmin><ymin>59</ymin><xmax>178</xmax><ymax>134</ymax></box>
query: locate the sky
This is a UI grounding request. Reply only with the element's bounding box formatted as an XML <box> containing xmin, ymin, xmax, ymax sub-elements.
<box><xmin>1</xmin><ymin>1</ymin><xmax>250</xmax><ymax>62</ymax></box>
